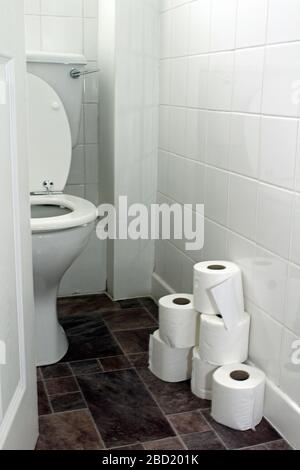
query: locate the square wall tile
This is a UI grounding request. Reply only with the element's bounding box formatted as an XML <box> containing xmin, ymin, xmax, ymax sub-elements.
<box><xmin>84</xmin><ymin>103</ymin><xmax>98</xmax><ymax>144</ymax></box>
<box><xmin>280</xmin><ymin>329</ymin><xmax>300</xmax><ymax>407</ymax></box>
<box><xmin>229</xmin><ymin>113</ymin><xmax>260</xmax><ymax>179</ymax></box>
<box><xmin>228</xmin><ymin>174</ymin><xmax>258</xmax><ymax>240</ymax></box>
<box><xmin>262</xmin><ymin>43</ymin><xmax>300</xmax><ymax>117</ymax></box>
<box><xmin>157</xmin><ymin>150</ymin><xmax>170</xmax><ymax>194</ymax></box>
<box><xmin>85</xmin><ymin>184</ymin><xmax>99</xmax><ymax>206</ymax></box>
<box><xmin>232</xmin><ymin>47</ymin><xmax>265</xmax><ymax>113</ymax></box>
<box><xmin>294</xmin><ymin>124</ymin><xmax>300</xmax><ymax>192</ymax></box>
<box><xmin>68</xmin><ymin>146</ymin><xmax>85</xmax><ymax>185</ymax></box>
<box><xmin>185</xmin><ymin>109</ymin><xmax>207</xmax><ymax>162</ymax></box>
<box><xmin>268</xmin><ymin>0</ymin><xmax>300</xmax><ymax>44</ymax></box>
<box><xmin>25</xmin><ymin>0</ymin><xmax>41</xmax><ymax>15</ymax></box>
<box><xmin>260</xmin><ymin>117</ymin><xmax>298</xmax><ymax>190</ymax></box>
<box><xmin>210</xmin><ymin>0</ymin><xmax>238</xmax><ymax>52</ymax></box>
<box><xmin>42</xmin><ymin>16</ymin><xmax>83</xmax><ymax>54</ymax></box>
<box><xmin>84</xmin><ymin>0</ymin><xmax>98</xmax><ymax>18</ymax></box>
<box><xmin>41</xmin><ymin>0</ymin><xmax>83</xmax><ymax>17</ymax></box>
<box><xmin>170</xmin><ymin>58</ymin><xmax>188</xmax><ymax>107</ymax></box>
<box><xmin>203</xmin><ymin>219</ymin><xmax>228</xmax><ymax>261</ymax></box>
<box><xmin>25</xmin><ymin>15</ymin><xmax>41</xmax><ymax>50</ymax></box>
<box><xmin>168</xmin><ymin>107</ymin><xmax>186</xmax><ymax>156</ymax></box>
<box><xmin>167</xmin><ymin>154</ymin><xmax>185</xmax><ymax>203</ymax></box>
<box><xmin>204</xmin><ymin>167</ymin><xmax>229</xmax><ymax>225</ymax></box>
<box><xmin>248</xmin><ymin>303</ymin><xmax>283</xmax><ymax>385</ymax></box>
<box><xmin>206</xmin><ymin>111</ymin><xmax>231</xmax><ymax>169</ymax></box>
<box><xmin>189</xmin><ymin>0</ymin><xmax>211</xmax><ymax>55</ymax></box>
<box><xmin>285</xmin><ymin>264</ymin><xmax>300</xmax><ymax>337</ymax></box>
<box><xmin>236</xmin><ymin>0</ymin><xmax>268</xmax><ymax>48</ymax></box>
<box><xmin>227</xmin><ymin>232</ymin><xmax>256</xmax><ymax>300</ymax></box>
<box><xmin>85</xmin><ymin>144</ymin><xmax>99</xmax><ymax>184</ymax></box>
<box><xmin>183</xmin><ymin>160</ymin><xmax>205</xmax><ymax>206</ymax></box>
<box><xmin>207</xmin><ymin>52</ymin><xmax>234</xmax><ymax>111</ymax></box>
<box><xmin>171</xmin><ymin>3</ymin><xmax>190</xmax><ymax>57</ymax></box>
<box><xmin>160</xmin><ymin>11</ymin><xmax>172</xmax><ymax>58</ymax></box>
<box><xmin>159</xmin><ymin>106</ymin><xmax>170</xmax><ymax>151</ymax></box>
<box><xmin>84</xmin><ymin>65</ymin><xmax>99</xmax><ymax>103</ymax></box>
<box><xmin>290</xmin><ymin>195</ymin><xmax>300</xmax><ymax>265</ymax></box>
<box><xmin>187</xmin><ymin>55</ymin><xmax>209</xmax><ymax>109</ymax></box>
<box><xmin>160</xmin><ymin>60</ymin><xmax>171</xmax><ymax>105</ymax></box>
<box><xmin>253</xmin><ymin>246</ymin><xmax>288</xmax><ymax>323</ymax></box>
<box><xmin>84</xmin><ymin>18</ymin><xmax>98</xmax><ymax>61</ymax></box>
<box><xmin>256</xmin><ymin>184</ymin><xmax>293</xmax><ymax>259</ymax></box>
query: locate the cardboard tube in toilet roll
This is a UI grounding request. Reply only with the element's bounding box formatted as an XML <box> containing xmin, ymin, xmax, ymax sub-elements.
<box><xmin>159</xmin><ymin>294</ymin><xmax>199</xmax><ymax>348</ymax></box>
<box><xmin>191</xmin><ymin>348</ymin><xmax>218</xmax><ymax>400</ymax></box>
<box><xmin>211</xmin><ymin>364</ymin><xmax>266</xmax><ymax>431</ymax></box>
<box><xmin>199</xmin><ymin>313</ymin><xmax>250</xmax><ymax>365</ymax></box>
<box><xmin>193</xmin><ymin>262</ymin><xmax>244</xmax><ymax>324</ymax></box>
<box><xmin>149</xmin><ymin>330</ymin><xmax>192</xmax><ymax>383</ymax></box>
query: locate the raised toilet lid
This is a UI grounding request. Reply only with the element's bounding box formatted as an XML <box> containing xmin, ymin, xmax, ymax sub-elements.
<box><xmin>27</xmin><ymin>73</ymin><xmax>72</xmax><ymax>193</ymax></box>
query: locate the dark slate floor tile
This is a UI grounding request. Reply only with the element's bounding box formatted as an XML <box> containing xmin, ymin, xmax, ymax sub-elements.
<box><xmin>41</xmin><ymin>363</ymin><xmax>72</xmax><ymax>380</ymax></box>
<box><xmin>36</xmin><ymin>411</ymin><xmax>104</xmax><ymax>450</ymax></box>
<box><xmin>139</xmin><ymin>298</ymin><xmax>159</xmax><ymax>320</ymax></box>
<box><xmin>265</xmin><ymin>440</ymin><xmax>293</xmax><ymax>450</ymax></box>
<box><xmin>37</xmin><ymin>368</ymin><xmax>42</xmax><ymax>381</ymax></box>
<box><xmin>114</xmin><ymin>328</ymin><xmax>156</xmax><ymax>354</ymax></box>
<box><xmin>183</xmin><ymin>431</ymin><xmax>226</xmax><ymax>450</ymax></box>
<box><xmin>70</xmin><ymin>359</ymin><xmax>103</xmax><ymax>376</ymax></box>
<box><xmin>50</xmin><ymin>392</ymin><xmax>87</xmax><ymax>413</ymax></box>
<box><xmin>100</xmin><ymin>355</ymin><xmax>131</xmax><ymax>372</ymax></box>
<box><xmin>45</xmin><ymin>376</ymin><xmax>79</xmax><ymax>396</ymax></box>
<box><xmin>77</xmin><ymin>369</ymin><xmax>175</xmax><ymax>448</ymax></box>
<box><xmin>128</xmin><ymin>353</ymin><xmax>149</xmax><ymax>368</ymax></box>
<box><xmin>137</xmin><ymin>368</ymin><xmax>210</xmax><ymax>414</ymax></box>
<box><xmin>60</xmin><ymin>313</ymin><xmax>122</xmax><ymax>361</ymax></box>
<box><xmin>118</xmin><ymin>299</ymin><xmax>142</xmax><ymax>309</ymax></box>
<box><xmin>37</xmin><ymin>381</ymin><xmax>51</xmax><ymax>416</ymax></box>
<box><xmin>202</xmin><ymin>411</ymin><xmax>281</xmax><ymax>450</ymax></box>
<box><xmin>57</xmin><ymin>294</ymin><xmax>118</xmax><ymax>317</ymax></box>
<box><xmin>169</xmin><ymin>411</ymin><xmax>211</xmax><ymax>435</ymax></box>
<box><xmin>143</xmin><ymin>438</ymin><xmax>185</xmax><ymax>450</ymax></box>
<box><xmin>102</xmin><ymin>308</ymin><xmax>157</xmax><ymax>331</ymax></box>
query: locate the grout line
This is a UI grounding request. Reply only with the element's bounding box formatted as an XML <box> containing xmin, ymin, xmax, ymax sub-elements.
<box><xmin>198</xmin><ymin>410</ymin><xmax>229</xmax><ymax>450</ymax></box>
<box><xmin>71</xmin><ymin>368</ymin><xmax>107</xmax><ymax>450</ymax></box>
<box><xmin>133</xmin><ymin>368</ymin><xmax>188</xmax><ymax>451</ymax></box>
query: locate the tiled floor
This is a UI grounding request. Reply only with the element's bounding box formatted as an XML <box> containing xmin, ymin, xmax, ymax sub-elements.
<box><xmin>36</xmin><ymin>294</ymin><xmax>292</xmax><ymax>451</ymax></box>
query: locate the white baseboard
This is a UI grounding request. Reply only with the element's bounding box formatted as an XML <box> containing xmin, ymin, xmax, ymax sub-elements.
<box><xmin>151</xmin><ymin>272</ymin><xmax>175</xmax><ymax>301</ymax></box>
<box><xmin>152</xmin><ymin>272</ymin><xmax>299</xmax><ymax>450</ymax></box>
<box><xmin>264</xmin><ymin>379</ymin><xmax>299</xmax><ymax>449</ymax></box>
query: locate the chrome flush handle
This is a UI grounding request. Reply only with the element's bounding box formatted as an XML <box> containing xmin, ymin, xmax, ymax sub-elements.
<box><xmin>70</xmin><ymin>67</ymin><xmax>100</xmax><ymax>79</ymax></box>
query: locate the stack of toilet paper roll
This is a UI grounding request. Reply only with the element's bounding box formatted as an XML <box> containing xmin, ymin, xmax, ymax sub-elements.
<box><xmin>192</xmin><ymin>261</ymin><xmax>250</xmax><ymax>400</ymax></box>
<box><xmin>149</xmin><ymin>294</ymin><xmax>200</xmax><ymax>383</ymax></box>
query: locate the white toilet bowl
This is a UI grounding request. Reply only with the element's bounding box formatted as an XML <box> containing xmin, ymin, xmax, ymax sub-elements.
<box><xmin>26</xmin><ymin>57</ymin><xmax>99</xmax><ymax>366</ymax></box>
<box><xmin>31</xmin><ymin>195</ymin><xmax>97</xmax><ymax>366</ymax></box>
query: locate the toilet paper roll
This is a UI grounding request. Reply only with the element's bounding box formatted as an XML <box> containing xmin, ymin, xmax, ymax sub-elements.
<box><xmin>159</xmin><ymin>294</ymin><xmax>199</xmax><ymax>348</ymax></box>
<box><xmin>193</xmin><ymin>262</ymin><xmax>244</xmax><ymax>328</ymax></box>
<box><xmin>191</xmin><ymin>348</ymin><xmax>218</xmax><ymax>400</ymax></box>
<box><xmin>199</xmin><ymin>313</ymin><xmax>250</xmax><ymax>365</ymax></box>
<box><xmin>149</xmin><ymin>330</ymin><xmax>192</xmax><ymax>383</ymax></box>
<box><xmin>211</xmin><ymin>364</ymin><xmax>266</xmax><ymax>431</ymax></box>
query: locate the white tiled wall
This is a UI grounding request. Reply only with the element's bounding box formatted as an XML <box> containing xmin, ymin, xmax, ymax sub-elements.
<box><xmin>156</xmin><ymin>0</ymin><xmax>300</xmax><ymax>416</ymax></box>
<box><xmin>24</xmin><ymin>0</ymin><xmax>100</xmax><ymax>207</ymax></box>
<box><xmin>25</xmin><ymin>0</ymin><xmax>106</xmax><ymax>295</ymax></box>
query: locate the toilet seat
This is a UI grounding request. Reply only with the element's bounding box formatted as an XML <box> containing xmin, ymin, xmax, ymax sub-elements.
<box><xmin>30</xmin><ymin>194</ymin><xmax>98</xmax><ymax>233</ymax></box>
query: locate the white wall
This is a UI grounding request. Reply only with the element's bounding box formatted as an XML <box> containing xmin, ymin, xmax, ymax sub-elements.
<box><xmin>99</xmin><ymin>0</ymin><xmax>159</xmax><ymax>299</ymax></box>
<box><xmin>156</xmin><ymin>0</ymin><xmax>300</xmax><ymax>448</ymax></box>
<box><xmin>24</xmin><ymin>0</ymin><xmax>106</xmax><ymax>295</ymax></box>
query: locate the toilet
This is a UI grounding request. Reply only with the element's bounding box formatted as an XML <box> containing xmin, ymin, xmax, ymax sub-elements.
<box><xmin>26</xmin><ymin>52</ymin><xmax>98</xmax><ymax>366</ymax></box>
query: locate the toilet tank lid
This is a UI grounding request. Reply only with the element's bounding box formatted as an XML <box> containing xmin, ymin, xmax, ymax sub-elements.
<box><xmin>26</xmin><ymin>51</ymin><xmax>87</xmax><ymax>65</ymax></box>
